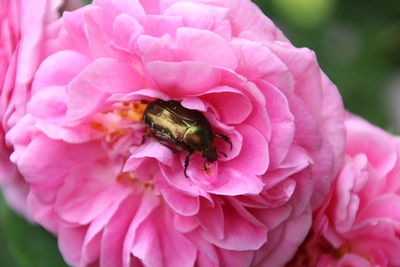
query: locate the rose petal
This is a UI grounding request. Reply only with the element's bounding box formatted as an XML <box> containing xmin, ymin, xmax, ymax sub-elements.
<box><xmin>161</xmin><ymin>186</ymin><xmax>200</xmax><ymax>216</ymax></box>
<box><xmin>145</xmin><ymin>61</ymin><xmax>221</xmax><ymax>97</ymax></box>
<box><xmin>175</xmin><ymin>27</ymin><xmax>237</xmax><ymax>69</ymax></box>
<box><xmin>67</xmin><ymin>58</ymin><xmax>145</xmax><ymax>120</ymax></box>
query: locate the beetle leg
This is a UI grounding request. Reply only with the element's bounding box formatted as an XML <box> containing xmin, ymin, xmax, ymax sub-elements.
<box><xmin>141</xmin><ymin>133</ymin><xmax>152</xmax><ymax>145</ymax></box>
<box><xmin>158</xmin><ymin>141</ymin><xmax>182</xmax><ymax>153</ymax></box>
<box><xmin>184</xmin><ymin>150</ymin><xmax>194</xmax><ymax>178</ymax></box>
<box><xmin>215</xmin><ymin>134</ymin><xmax>232</xmax><ymax>151</ymax></box>
<box><xmin>203</xmin><ymin>159</ymin><xmax>209</xmax><ymax>171</ymax></box>
<box><xmin>217</xmin><ymin>151</ymin><xmax>228</xmax><ymax>158</ymax></box>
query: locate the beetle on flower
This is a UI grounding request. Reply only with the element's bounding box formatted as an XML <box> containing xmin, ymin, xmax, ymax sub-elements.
<box><xmin>143</xmin><ymin>99</ymin><xmax>231</xmax><ymax>178</ymax></box>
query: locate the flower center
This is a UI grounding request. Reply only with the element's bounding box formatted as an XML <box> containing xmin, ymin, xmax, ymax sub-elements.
<box><xmin>116</xmin><ymin>172</ymin><xmax>154</xmax><ymax>190</ymax></box>
<box><xmin>89</xmin><ymin>100</ymin><xmax>149</xmax><ymax>145</ymax></box>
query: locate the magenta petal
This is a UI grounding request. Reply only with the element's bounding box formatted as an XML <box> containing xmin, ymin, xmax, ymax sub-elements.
<box><xmin>319</xmin><ymin>73</ymin><xmax>346</xmax><ymax>175</ymax></box>
<box><xmin>127</xmin><ymin>141</ymin><xmax>174</xmax><ymax>168</ymax></box>
<box><xmin>1</xmin><ymin>174</ymin><xmax>30</xmax><ymax>218</ymax></box>
<box><xmin>337</xmin><ymin>254</ymin><xmax>371</xmax><ymax>267</ymax></box>
<box><xmin>58</xmin><ymin>225</ymin><xmax>88</xmax><ymax>266</ymax></box>
<box><xmin>145</xmin><ymin>61</ymin><xmax>221</xmax><ymax>97</ymax></box>
<box><xmin>173</xmin><ymin>214</ymin><xmax>199</xmax><ymax>233</ymax></box>
<box><xmin>108</xmin><ymin>88</ymin><xmax>169</xmax><ymax>103</ymax></box>
<box><xmin>68</xmin><ymin>58</ymin><xmax>144</xmax><ymax>94</ymax></box>
<box><xmin>161</xmin><ymin>186</ymin><xmax>200</xmax><ymax>216</ymax></box>
<box><xmin>180</xmin><ymin>97</ymin><xmax>208</xmax><ymax>112</ymax></box>
<box><xmin>17</xmin><ymin>135</ymin><xmax>107</xmax><ymax>201</ymax></box>
<box><xmin>196</xmin><ymin>199</ymin><xmax>225</xmax><ymax>240</ymax></box>
<box><xmin>112</xmin><ymin>14</ymin><xmax>144</xmax><ymax>52</ymax></box>
<box><xmin>202</xmin><ymin>86</ymin><xmax>252</xmax><ymax>124</ymax></box>
<box><xmin>217</xmin><ymin>248</ymin><xmax>254</xmax><ymax>267</ymax></box>
<box><xmin>209</xmin><ymin>167</ymin><xmax>264</xmax><ymax>196</ymax></box>
<box><xmin>175</xmin><ymin>27</ymin><xmax>237</xmax><ymax>69</ymax></box>
<box><xmin>260</xmin><ymin>81</ymin><xmax>295</xmax><ymax>169</ymax></box>
<box><xmin>357</xmin><ymin>195</ymin><xmax>400</xmax><ymax>222</ymax></box>
<box><xmin>253</xmin><ymin>212</ymin><xmax>311</xmax><ymax>266</ymax></box>
<box><xmin>130</xmin><ymin>207</ymin><xmax>197</xmax><ymax>267</ymax></box>
<box><xmin>346</xmin><ymin>118</ymin><xmax>397</xmax><ymax>178</ymax></box>
<box><xmin>80</xmin><ymin>196</ymin><xmax>127</xmax><ymax>266</ymax></box>
<box><xmin>233</xmin><ymin>40</ymin><xmax>292</xmax><ymax>90</ymax></box>
<box><xmin>67</xmin><ymin>58</ymin><xmax>145</xmax><ymax>120</ymax></box>
<box><xmin>202</xmin><ymin>203</ymin><xmax>267</xmax><ymax>250</ymax></box>
<box><xmin>123</xmin><ymin>190</ymin><xmax>160</xmax><ymax>267</ymax></box>
<box><xmin>96</xmin><ymin>0</ymin><xmax>146</xmax><ymax>20</ymax></box>
<box><xmin>164</xmin><ymin>2</ymin><xmax>215</xmax><ymax>30</ymax></box>
<box><xmin>82</xmin><ymin>6</ymin><xmax>115</xmax><ymax>58</ymax></box>
<box><xmin>270</xmin><ymin>44</ymin><xmax>323</xmax><ymax>117</ymax></box>
<box><xmin>32</xmin><ymin>50</ymin><xmax>91</xmax><ymax>93</ymax></box>
<box><xmin>225</xmin><ymin>125</ymin><xmax>269</xmax><ymax>176</ymax></box>
<box><xmin>145</xmin><ymin>15</ymin><xmax>183</xmax><ymax>37</ymax></box>
<box><xmin>138</xmin><ymin>34</ymin><xmax>176</xmax><ymax>63</ymax></box>
<box><xmin>27</xmin><ymin>192</ymin><xmax>59</xmax><ymax>234</ymax></box>
<box><xmin>99</xmin><ymin>194</ymin><xmax>140</xmax><ymax>267</ymax></box>
<box><xmin>228</xmin><ymin>0</ymin><xmax>285</xmax><ymax>41</ymax></box>
<box><xmin>27</xmin><ymin>86</ymin><xmax>67</xmax><ymax>122</ymax></box>
<box><xmin>263</xmin><ymin>145</ymin><xmax>312</xmax><ymax>190</ymax></box>
<box><xmin>158</xmin><ymin>158</ymin><xmax>211</xmax><ymax>198</ymax></box>
<box><xmin>55</xmin><ymin>175</ymin><xmax>130</xmax><ymax>225</ymax></box>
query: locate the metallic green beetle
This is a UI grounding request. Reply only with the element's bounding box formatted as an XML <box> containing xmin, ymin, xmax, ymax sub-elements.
<box><xmin>142</xmin><ymin>99</ymin><xmax>231</xmax><ymax>177</ymax></box>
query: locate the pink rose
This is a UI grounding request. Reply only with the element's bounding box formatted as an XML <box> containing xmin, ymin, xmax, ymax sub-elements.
<box><xmin>0</xmin><ymin>0</ymin><xmax>84</xmax><ymax>215</ymax></box>
<box><xmin>290</xmin><ymin>115</ymin><xmax>400</xmax><ymax>267</ymax></box>
<box><xmin>6</xmin><ymin>0</ymin><xmax>345</xmax><ymax>266</ymax></box>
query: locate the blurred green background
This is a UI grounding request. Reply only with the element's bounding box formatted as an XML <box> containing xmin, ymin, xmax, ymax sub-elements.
<box><xmin>1</xmin><ymin>0</ymin><xmax>399</xmax><ymax>266</ymax></box>
<box><xmin>254</xmin><ymin>0</ymin><xmax>400</xmax><ymax>130</ymax></box>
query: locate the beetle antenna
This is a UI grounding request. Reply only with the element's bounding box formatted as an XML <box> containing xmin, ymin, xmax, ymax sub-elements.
<box><xmin>215</xmin><ymin>134</ymin><xmax>232</xmax><ymax>151</ymax></box>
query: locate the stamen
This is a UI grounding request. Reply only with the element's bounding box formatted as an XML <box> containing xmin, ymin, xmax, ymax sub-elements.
<box><xmin>117</xmin><ymin>172</ymin><xmax>137</xmax><ymax>184</ymax></box>
<box><xmin>115</xmin><ymin>100</ymin><xmax>149</xmax><ymax>121</ymax></box>
<box><xmin>202</xmin><ymin>164</ymin><xmax>213</xmax><ymax>175</ymax></box>
<box><xmin>89</xmin><ymin>121</ymin><xmax>108</xmax><ymax>132</ymax></box>
<box><xmin>143</xmin><ymin>182</ymin><xmax>155</xmax><ymax>190</ymax></box>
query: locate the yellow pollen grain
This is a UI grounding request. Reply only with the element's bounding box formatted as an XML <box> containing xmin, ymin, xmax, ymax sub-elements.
<box><xmin>117</xmin><ymin>172</ymin><xmax>137</xmax><ymax>184</ymax></box>
<box><xmin>89</xmin><ymin>121</ymin><xmax>108</xmax><ymax>132</ymax></box>
<box><xmin>143</xmin><ymin>182</ymin><xmax>155</xmax><ymax>190</ymax></box>
<box><xmin>127</xmin><ymin>109</ymin><xmax>142</xmax><ymax>121</ymax></box>
<box><xmin>118</xmin><ymin>109</ymin><xmax>129</xmax><ymax>118</ymax></box>
<box><xmin>116</xmin><ymin>101</ymin><xmax>148</xmax><ymax>122</ymax></box>
<box><xmin>202</xmin><ymin>165</ymin><xmax>213</xmax><ymax>175</ymax></box>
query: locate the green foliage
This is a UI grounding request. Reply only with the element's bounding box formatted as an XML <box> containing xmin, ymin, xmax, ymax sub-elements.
<box><xmin>0</xmin><ymin>194</ymin><xmax>69</xmax><ymax>267</ymax></box>
<box><xmin>270</xmin><ymin>0</ymin><xmax>335</xmax><ymax>28</ymax></box>
<box><xmin>254</xmin><ymin>0</ymin><xmax>400</xmax><ymax>129</ymax></box>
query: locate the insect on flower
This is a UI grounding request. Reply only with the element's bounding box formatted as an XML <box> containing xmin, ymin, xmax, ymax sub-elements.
<box><xmin>142</xmin><ymin>99</ymin><xmax>232</xmax><ymax>178</ymax></box>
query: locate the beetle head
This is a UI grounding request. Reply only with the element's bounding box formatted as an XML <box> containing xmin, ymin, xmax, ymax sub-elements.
<box><xmin>202</xmin><ymin>146</ymin><xmax>217</xmax><ymax>162</ymax></box>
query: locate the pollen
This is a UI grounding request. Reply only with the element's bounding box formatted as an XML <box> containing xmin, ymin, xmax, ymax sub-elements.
<box><xmin>143</xmin><ymin>182</ymin><xmax>155</xmax><ymax>190</ymax></box>
<box><xmin>116</xmin><ymin>172</ymin><xmax>155</xmax><ymax>190</ymax></box>
<box><xmin>116</xmin><ymin>100</ymin><xmax>148</xmax><ymax>121</ymax></box>
<box><xmin>202</xmin><ymin>164</ymin><xmax>213</xmax><ymax>175</ymax></box>
<box><xmin>117</xmin><ymin>172</ymin><xmax>137</xmax><ymax>184</ymax></box>
<box><xmin>89</xmin><ymin>100</ymin><xmax>149</xmax><ymax>146</ymax></box>
<box><xmin>89</xmin><ymin>121</ymin><xmax>108</xmax><ymax>132</ymax></box>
